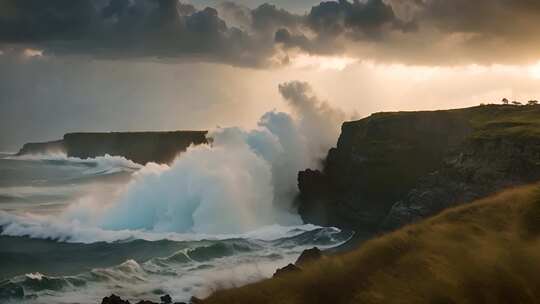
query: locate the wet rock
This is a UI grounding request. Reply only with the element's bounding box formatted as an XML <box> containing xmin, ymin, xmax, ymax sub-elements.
<box><xmin>160</xmin><ymin>294</ymin><xmax>172</xmax><ymax>304</ymax></box>
<box><xmin>273</xmin><ymin>263</ymin><xmax>301</xmax><ymax>278</ymax></box>
<box><xmin>295</xmin><ymin>247</ymin><xmax>323</xmax><ymax>266</ymax></box>
<box><xmin>101</xmin><ymin>294</ymin><xmax>131</xmax><ymax>304</ymax></box>
<box><xmin>100</xmin><ymin>293</ymin><xmax>184</xmax><ymax>304</ymax></box>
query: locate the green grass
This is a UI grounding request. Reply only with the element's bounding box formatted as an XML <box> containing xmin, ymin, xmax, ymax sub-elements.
<box><xmin>203</xmin><ymin>183</ymin><xmax>540</xmax><ymax>304</ymax></box>
<box><xmin>374</xmin><ymin>104</ymin><xmax>540</xmax><ymax>140</ymax></box>
<box><xmin>462</xmin><ymin>104</ymin><xmax>540</xmax><ymax>140</ymax></box>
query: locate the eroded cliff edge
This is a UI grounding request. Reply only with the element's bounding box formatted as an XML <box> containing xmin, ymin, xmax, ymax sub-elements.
<box><xmin>17</xmin><ymin>131</ymin><xmax>208</xmax><ymax>164</ymax></box>
<box><xmin>298</xmin><ymin>105</ymin><xmax>540</xmax><ymax>233</ymax></box>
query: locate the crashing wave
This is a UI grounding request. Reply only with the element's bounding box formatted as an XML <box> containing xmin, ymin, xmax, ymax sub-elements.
<box><xmin>0</xmin><ymin>210</ymin><xmax>332</xmax><ymax>243</ymax></box>
<box><xmin>0</xmin><ymin>227</ymin><xmax>351</xmax><ymax>303</ymax></box>
<box><xmin>6</xmin><ymin>152</ymin><xmax>143</xmax><ymax>176</ymax></box>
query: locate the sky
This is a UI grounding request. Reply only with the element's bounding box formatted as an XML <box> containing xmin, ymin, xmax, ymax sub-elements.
<box><xmin>1</xmin><ymin>0</ymin><xmax>540</xmax><ymax>150</ymax></box>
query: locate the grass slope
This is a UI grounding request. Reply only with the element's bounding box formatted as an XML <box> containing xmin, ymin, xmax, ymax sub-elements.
<box><xmin>204</xmin><ymin>183</ymin><xmax>540</xmax><ymax>304</ymax></box>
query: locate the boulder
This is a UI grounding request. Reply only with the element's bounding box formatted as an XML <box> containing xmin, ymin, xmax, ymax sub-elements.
<box><xmin>295</xmin><ymin>247</ymin><xmax>322</xmax><ymax>266</ymax></box>
<box><xmin>101</xmin><ymin>294</ymin><xmax>131</xmax><ymax>304</ymax></box>
<box><xmin>273</xmin><ymin>263</ymin><xmax>301</xmax><ymax>278</ymax></box>
<box><xmin>160</xmin><ymin>294</ymin><xmax>172</xmax><ymax>304</ymax></box>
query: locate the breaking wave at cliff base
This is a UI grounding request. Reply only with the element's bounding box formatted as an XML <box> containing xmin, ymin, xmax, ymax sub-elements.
<box><xmin>58</xmin><ymin>81</ymin><xmax>349</xmax><ymax>235</ymax></box>
<box><xmin>0</xmin><ymin>82</ymin><xmax>352</xmax><ymax>303</ymax></box>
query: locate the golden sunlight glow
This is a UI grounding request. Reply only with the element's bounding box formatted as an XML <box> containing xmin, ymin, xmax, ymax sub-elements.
<box><xmin>363</xmin><ymin>61</ymin><xmax>441</xmax><ymax>82</ymax></box>
<box><xmin>528</xmin><ymin>62</ymin><xmax>540</xmax><ymax>79</ymax></box>
<box><xmin>291</xmin><ymin>54</ymin><xmax>358</xmax><ymax>71</ymax></box>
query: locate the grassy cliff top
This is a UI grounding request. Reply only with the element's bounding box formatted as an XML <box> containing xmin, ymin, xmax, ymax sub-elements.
<box><xmin>352</xmin><ymin>104</ymin><xmax>540</xmax><ymax>142</ymax></box>
<box><xmin>322</xmin><ymin>104</ymin><xmax>540</xmax><ymax>212</ymax></box>
<box><xmin>203</xmin><ymin>182</ymin><xmax>540</xmax><ymax>304</ymax></box>
<box><xmin>463</xmin><ymin>105</ymin><xmax>540</xmax><ymax>140</ymax></box>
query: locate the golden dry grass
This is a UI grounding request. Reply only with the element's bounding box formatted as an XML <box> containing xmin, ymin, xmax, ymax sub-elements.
<box><xmin>203</xmin><ymin>183</ymin><xmax>540</xmax><ymax>304</ymax></box>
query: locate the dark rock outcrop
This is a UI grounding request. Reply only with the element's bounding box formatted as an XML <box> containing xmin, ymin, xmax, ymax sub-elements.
<box><xmin>101</xmin><ymin>294</ymin><xmax>130</xmax><ymax>304</ymax></box>
<box><xmin>382</xmin><ymin>134</ymin><xmax>540</xmax><ymax>230</ymax></box>
<box><xmin>160</xmin><ymin>294</ymin><xmax>172</xmax><ymax>304</ymax></box>
<box><xmin>17</xmin><ymin>131</ymin><xmax>208</xmax><ymax>165</ymax></box>
<box><xmin>273</xmin><ymin>263</ymin><xmax>301</xmax><ymax>278</ymax></box>
<box><xmin>298</xmin><ymin>105</ymin><xmax>540</xmax><ymax>233</ymax></box>
<box><xmin>295</xmin><ymin>247</ymin><xmax>323</xmax><ymax>266</ymax></box>
<box><xmin>100</xmin><ymin>294</ymin><xmax>185</xmax><ymax>304</ymax></box>
<box><xmin>273</xmin><ymin>247</ymin><xmax>323</xmax><ymax>278</ymax></box>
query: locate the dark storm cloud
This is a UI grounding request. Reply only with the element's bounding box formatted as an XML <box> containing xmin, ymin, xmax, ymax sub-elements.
<box><xmin>307</xmin><ymin>0</ymin><xmax>412</xmax><ymax>38</ymax></box>
<box><xmin>251</xmin><ymin>3</ymin><xmax>302</xmax><ymax>33</ymax></box>
<box><xmin>0</xmin><ymin>0</ymin><xmax>273</xmax><ymax>66</ymax></box>
<box><xmin>0</xmin><ymin>0</ymin><xmax>98</xmax><ymax>42</ymax></box>
<box><xmin>273</xmin><ymin>0</ymin><xmax>410</xmax><ymax>56</ymax></box>
<box><xmin>2</xmin><ymin>0</ymin><xmax>540</xmax><ymax>66</ymax></box>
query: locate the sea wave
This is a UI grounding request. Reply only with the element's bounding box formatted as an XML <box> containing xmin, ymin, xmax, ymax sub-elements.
<box><xmin>0</xmin><ymin>210</ymin><xmax>335</xmax><ymax>243</ymax></box>
<box><xmin>0</xmin><ymin>228</ymin><xmax>352</xmax><ymax>304</ymax></box>
<box><xmin>5</xmin><ymin>153</ymin><xmax>143</xmax><ymax>176</ymax></box>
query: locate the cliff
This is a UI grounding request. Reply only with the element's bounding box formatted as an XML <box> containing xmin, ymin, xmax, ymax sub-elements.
<box><xmin>17</xmin><ymin>140</ymin><xmax>66</xmax><ymax>155</ymax></box>
<box><xmin>298</xmin><ymin>105</ymin><xmax>540</xmax><ymax>233</ymax></box>
<box><xmin>16</xmin><ymin>131</ymin><xmax>208</xmax><ymax>164</ymax></box>
<box><xmin>202</xmin><ymin>183</ymin><xmax>540</xmax><ymax>304</ymax></box>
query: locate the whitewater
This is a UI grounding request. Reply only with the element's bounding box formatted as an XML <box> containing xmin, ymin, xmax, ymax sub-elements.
<box><xmin>0</xmin><ymin>82</ymin><xmax>352</xmax><ymax>303</ymax></box>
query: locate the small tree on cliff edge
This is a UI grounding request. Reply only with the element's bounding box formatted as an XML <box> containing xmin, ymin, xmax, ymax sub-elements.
<box><xmin>512</xmin><ymin>101</ymin><xmax>523</xmax><ymax>106</ymax></box>
<box><xmin>502</xmin><ymin>98</ymin><xmax>509</xmax><ymax>105</ymax></box>
<box><xmin>528</xmin><ymin>100</ymin><xmax>539</xmax><ymax>106</ymax></box>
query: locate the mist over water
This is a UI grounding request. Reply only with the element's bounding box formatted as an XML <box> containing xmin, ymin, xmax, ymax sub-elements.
<box><xmin>0</xmin><ymin>82</ymin><xmax>352</xmax><ymax>303</ymax></box>
<box><xmin>59</xmin><ymin>81</ymin><xmax>349</xmax><ymax>235</ymax></box>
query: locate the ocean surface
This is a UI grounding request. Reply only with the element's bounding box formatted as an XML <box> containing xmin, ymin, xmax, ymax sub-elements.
<box><xmin>0</xmin><ymin>153</ymin><xmax>350</xmax><ymax>304</ymax></box>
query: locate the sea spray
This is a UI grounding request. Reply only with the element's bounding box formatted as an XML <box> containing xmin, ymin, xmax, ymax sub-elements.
<box><xmin>90</xmin><ymin>82</ymin><xmax>343</xmax><ymax>234</ymax></box>
<box><xmin>98</xmin><ymin>131</ymin><xmax>280</xmax><ymax>234</ymax></box>
<box><xmin>1</xmin><ymin>81</ymin><xmax>350</xmax><ymax>237</ymax></box>
<box><xmin>0</xmin><ymin>82</ymin><xmax>354</xmax><ymax>304</ymax></box>
<box><xmin>60</xmin><ymin>81</ymin><xmax>350</xmax><ymax>234</ymax></box>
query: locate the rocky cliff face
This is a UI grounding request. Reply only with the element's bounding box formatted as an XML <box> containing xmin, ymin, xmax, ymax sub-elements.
<box><xmin>298</xmin><ymin>105</ymin><xmax>540</xmax><ymax>233</ymax></box>
<box><xmin>17</xmin><ymin>131</ymin><xmax>208</xmax><ymax>164</ymax></box>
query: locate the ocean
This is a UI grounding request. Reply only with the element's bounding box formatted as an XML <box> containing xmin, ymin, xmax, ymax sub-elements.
<box><xmin>0</xmin><ymin>153</ymin><xmax>349</xmax><ymax>304</ymax></box>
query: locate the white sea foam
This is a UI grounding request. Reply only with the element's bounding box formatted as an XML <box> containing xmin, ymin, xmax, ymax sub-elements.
<box><xmin>0</xmin><ymin>210</ymin><xmax>324</xmax><ymax>243</ymax></box>
<box><xmin>1</xmin><ymin>82</ymin><xmax>349</xmax><ymax>239</ymax></box>
<box><xmin>3</xmin><ymin>230</ymin><xmax>347</xmax><ymax>304</ymax></box>
<box><xmin>7</xmin><ymin>152</ymin><xmax>143</xmax><ymax>175</ymax></box>
<box><xmin>0</xmin><ymin>82</ymin><xmax>353</xmax><ymax>304</ymax></box>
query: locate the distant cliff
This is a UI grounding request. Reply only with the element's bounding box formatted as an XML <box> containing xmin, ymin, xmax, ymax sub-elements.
<box><xmin>17</xmin><ymin>140</ymin><xmax>66</xmax><ymax>156</ymax></box>
<box><xmin>298</xmin><ymin>105</ymin><xmax>540</xmax><ymax>233</ymax></box>
<box><xmin>17</xmin><ymin>131</ymin><xmax>208</xmax><ymax>164</ymax></box>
